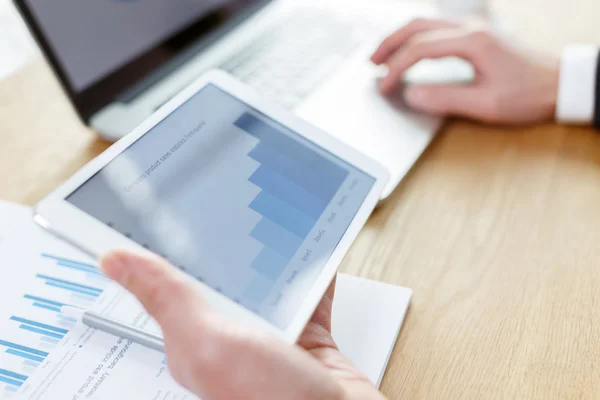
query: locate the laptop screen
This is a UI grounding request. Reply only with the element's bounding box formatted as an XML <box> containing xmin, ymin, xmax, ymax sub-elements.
<box><xmin>18</xmin><ymin>0</ymin><xmax>269</xmax><ymax>119</ymax></box>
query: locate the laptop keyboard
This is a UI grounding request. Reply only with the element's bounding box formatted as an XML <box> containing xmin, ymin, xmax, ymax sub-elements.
<box><xmin>220</xmin><ymin>10</ymin><xmax>377</xmax><ymax>109</ymax></box>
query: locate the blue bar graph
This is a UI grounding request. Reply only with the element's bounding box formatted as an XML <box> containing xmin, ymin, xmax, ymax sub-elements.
<box><xmin>40</xmin><ymin>336</ymin><xmax>60</xmax><ymax>345</ymax></box>
<box><xmin>22</xmin><ymin>361</ymin><xmax>40</xmax><ymax>368</ymax></box>
<box><xmin>56</xmin><ymin>261</ymin><xmax>104</xmax><ymax>275</ymax></box>
<box><xmin>248</xmin><ymin>142</ymin><xmax>341</xmax><ymax>203</ymax></box>
<box><xmin>0</xmin><ymin>375</ymin><xmax>23</xmax><ymax>387</ymax></box>
<box><xmin>57</xmin><ymin>314</ymin><xmax>78</xmax><ymax>324</ymax></box>
<box><xmin>0</xmin><ymin>340</ymin><xmax>48</xmax><ymax>357</ymax></box>
<box><xmin>45</xmin><ymin>283</ymin><xmax>100</xmax><ymax>297</ymax></box>
<box><xmin>41</xmin><ymin>253</ymin><xmax>97</xmax><ymax>270</ymax></box>
<box><xmin>18</xmin><ymin>325</ymin><xmax>64</xmax><ymax>340</ymax></box>
<box><xmin>250</xmin><ymin>218</ymin><xmax>303</xmax><ymax>259</ymax></box>
<box><xmin>0</xmin><ymin>252</ymin><xmax>108</xmax><ymax>392</ymax></box>
<box><xmin>235</xmin><ymin>113</ymin><xmax>349</xmax><ymax>201</ymax></box>
<box><xmin>0</xmin><ymin>369</ymin><xmax>27</xmax><ymax>382</ymax></box>
<box><xmin>248</xmin><ymin>165</ymin><xmax>327</xmax><ymax>220</ymax></box>
<box><xmin>233</xmin><ymin>112</ymin><xmax>353</xmax><ymax>287</ymax></box>
<box><xmin>71</xmin><ymin>292</ymin><xmax>96</xmax><ymax>302</ymax></box>
<box><xmin>250</xmin><ymin>247</ymin><xmax>289</xmax><ymax>281</ymax></box>
<box><xmin>10</xmin><ymin>317</ymin><xmax>68</xmax><ymax>335</ymax></box>
<box><xmin>249</xmin><ymin>192</ymin><xmax>316</xmax><ymax>239</ymax></box>
<box><xmin>24</xmin><ymin>295</ymin><xmax>65</xmax><ymax>308</ymax></box>
<box><xmin>36</xmin><ymin>275</ymin><xmax>102</xmax><ymax>294</ymax></box>
<box><xmin>36</xmin><ymin>275</ymin><xmax>102</xmax><ymax>297</ymax></box>
<box><xmin>32</xmin><ymin>302</ymin><xmax>62</xmax><ymax>313</ymax></box>
<box><xmin>25</xmin><ymin>294</ymin><xmax>66</xmax><ymax>313</ymax></box>
<box><xmin>5</xmin><ymin>349</ymin><xmax>45</xmax><ymax>363</ymax></box>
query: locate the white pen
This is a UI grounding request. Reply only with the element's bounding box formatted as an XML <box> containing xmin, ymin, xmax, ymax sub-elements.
<box><xmin>62</xmin><ymin>306</ymin><xmax>165</xmax><ymax>353</ymax></box>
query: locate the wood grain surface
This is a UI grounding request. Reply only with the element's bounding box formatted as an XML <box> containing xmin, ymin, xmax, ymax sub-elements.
<box><xmin>1</xmin><ymin>0</ymin><xmax>600</xmax><ymax>398</ymax></box>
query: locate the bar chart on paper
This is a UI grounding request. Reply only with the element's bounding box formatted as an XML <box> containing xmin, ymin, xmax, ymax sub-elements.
<box><xmin>0</xmin><ymin>252</ymin><xmax>108</xmax><ymax>396</ymax></box>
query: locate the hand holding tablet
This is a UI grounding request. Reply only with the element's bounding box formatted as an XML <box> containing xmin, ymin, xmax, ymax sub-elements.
<box><xmin>97</xmin><ymin>249</ymin><xmax>387</xmax><ymax>400</ymax></box>
<box><xmin>34</xmin><ymin>70</ymin><xmax>389</xmax><ymax>343</ymax></box>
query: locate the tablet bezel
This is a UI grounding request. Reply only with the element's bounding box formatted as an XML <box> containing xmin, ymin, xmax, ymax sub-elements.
<box><xmin>34</xmin><ymin>69</ymin><xmax>390</xmax><ymax>343</ymax></box>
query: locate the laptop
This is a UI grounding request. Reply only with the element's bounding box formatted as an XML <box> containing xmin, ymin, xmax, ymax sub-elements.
<box><xmin>14</xmin><ymin>0</ymin><xmax>472</xmax><ymax>199</ymax></box>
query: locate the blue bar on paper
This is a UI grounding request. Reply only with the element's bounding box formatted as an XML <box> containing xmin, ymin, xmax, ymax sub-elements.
<box><xmin>243</xmin><ymin>275</ymin><xmax>274</xmax><ymax>304</ymax></box>
<box><xmin>249</xmin><ymin>192</ymin><xmax>316</xmax><ymax>239</ymax></box>
<box><xmin>0</xmin><ymin>340</ymin><xmax>48</xmax><ymax>357</ymax></box>
<box><xmin>5</xmin><ymin>349</ymin><xmax>45</xmax><ymax>363</ymax></box>
<box><xmin>24</xmin><ymin>295</ymin><xmax>64</xmax><ymax>307</ymax></box>
<box><xmin>87</xmin><ymin>273</ymin><xmax>110</xmax><ymax>281</ymax></box>
<box><xmin>248</xmin><ymin>143</ymin><xmax>344</xmax><ymax>203</ymax></box>
<box><xmin>248</xmin><ymin>165</ymin><xmax>328</xmax><ymax>220</ymax></box>
<box><xmin>22</xmin><ymin>360</ymin><xmax>40</xmax><ymax>368</ymax></box>
<box><xmin>70</xmin><ymin>293</ymin><xmax>96</xmax><ymax>303</ymax></box>
<box><xmin>235</xmin><ymin>113</ymin><xmax>349</xmax><ymax>199</ymax></box>
<box><xmin>46</xmin><ymin>282</ymin><xmax>100</xmax><ymax>297</ymax></box>
<box><xmin>4</xmin><ymin>385</ymin><xmax>19</xmax><ymax>392</ymax></box>
<box><xmin>41</xmin><ymin>253</ymin><xmax>97</xmax><ymax>270</ymax></box>
<box><xmin>45</xmin><ymin>282</ymin><xmax>101</xmax><ymax>297</ymax></box>
<box><xmin>0</xmin><ymin>369</ymin><xmax>27</xmax><ymax>381</ymax></box>
<box><xmin>250</xmin><ymin>218</ymin><xmax>303</xmax><ymax>259</ymax></box>
<box><xmin>10</xmin><ymin>317</ymin><xmax>68</xmax><ymax>334</ymax></box>
<box><xmin>32</xmin><ymin>302</ymin><xmax>62</xmax><ymax>313</ymax></box>
<box><xmin>36</xmin><ymin>275</ymin><xmax>102</xmax><ymax>293</ymax></box>
<box><xmin>0</xmin><ymin>375</ymin><xmax>23</xmax><ymax>387</ymax></box>
<box><xmin>18</xmin><ymin>325</ymin><xmax>64</xmax><ymax>340</ymax></box>
<box><xmin>57</xmin><ymin>261</ymin><xmax>103</xmax><ymax>275</ymax></box>
<box><xmin>40</xmin><ymin>336</ymin><xmax>60</xmax><ymax>345</ymax></box>
<box><xmin>56</xmin><ymin>313</ymin><xmax>75</xmax><ymax>321</ymax></box>
<box><xmin>250</xmin><ymin>247</ymin><xmax>289</xmax><ymax>281</ymax></box>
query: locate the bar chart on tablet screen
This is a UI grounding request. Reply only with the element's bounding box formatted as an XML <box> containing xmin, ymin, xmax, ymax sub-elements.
<box><xmin>234</xmin><ymin>112</ymin><xmax>349</xmax><ymax>305</ymax></box>
<box><xmin>66</xmin><ymin>85</ymin><xmax>376</xmax><ymax>328</ymax></box>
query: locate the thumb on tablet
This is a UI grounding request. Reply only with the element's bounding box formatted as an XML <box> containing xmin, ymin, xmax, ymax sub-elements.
<box><xmin>100</xmin><ymin>249</ymin><xmax>231</xmax><ymax>396</ymax></box>
<box><xmin>100</xmin><ymin>249</ymin><xmax>211</xmax><ymax>331</ymax></box>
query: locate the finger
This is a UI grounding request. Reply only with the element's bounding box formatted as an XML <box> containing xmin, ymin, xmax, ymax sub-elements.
<box><xmin>379</xmin><ymin>28</ymin><xmax>480</xmax><ymax>94</ymax></box>
<box><xmin>100</xmin><ymin>249</ymin><xmax>209</xmax><ymax>329</ymax></box>
<box><xmin>325</xmin><ymin>276</ymin><xmax>337</xmax><ymax>299</ymax></box>
<box><xmin>404</xmin><ymin>84</ymin><xmax>486</xmax><ymax>119</ymax></box>
<box><xmin>371</xmin><ymin>18</ymin><xmax>460</xmax><ymax>64</ymax></box>
<box><xmin>309</xmin><ymin>277</ymin><xmax>337</xmax><ymax>331</ymax></box>
<box><xmin>297</xmin><ymin>277</ymin><xmax>338</xmax><ymax>351</ymax></box>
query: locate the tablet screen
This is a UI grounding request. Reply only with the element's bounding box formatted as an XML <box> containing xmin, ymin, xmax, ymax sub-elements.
<box><xmin>66</xmin><ymin>84</ymin><xmax>376</xmax><ymax>328</ymax></box>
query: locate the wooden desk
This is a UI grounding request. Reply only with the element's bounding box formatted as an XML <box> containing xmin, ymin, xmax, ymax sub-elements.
<box><xmin>2</xmin><ymin>1</ymin><xmax>600</xmax><ymax>398</ymax></box>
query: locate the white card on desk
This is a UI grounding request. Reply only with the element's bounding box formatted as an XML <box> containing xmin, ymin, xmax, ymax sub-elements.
<box><xmin>332</xmin><ymin>274</ymin><xmax>412</xmax><ymax>388</ymax></box>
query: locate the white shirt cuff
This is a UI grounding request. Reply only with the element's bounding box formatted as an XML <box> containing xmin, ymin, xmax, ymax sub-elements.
<box><xmin>556</xmin><ymin>45</ymin><xmax>599</xmax><ymax>124</ymax></box>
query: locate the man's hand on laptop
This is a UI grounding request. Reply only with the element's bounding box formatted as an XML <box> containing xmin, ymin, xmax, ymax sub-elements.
<box><xmin>100</xmin><ymin>249</ymin><xmax>387</xmax><ymax>400</ymax></box>
<box><xmin>371</xmin><ymin>18</ymin><xmax>559</xmax><ymax>125</ymax></box>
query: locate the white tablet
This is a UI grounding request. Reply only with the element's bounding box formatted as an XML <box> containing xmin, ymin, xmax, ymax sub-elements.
<box><xmin>34</xmin><ymin>70</ymin><xmax>389</xmax><ymax>343</ymax></box>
